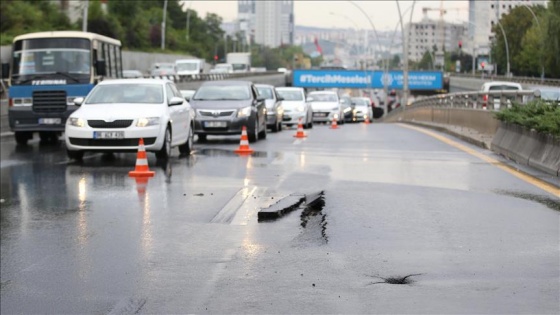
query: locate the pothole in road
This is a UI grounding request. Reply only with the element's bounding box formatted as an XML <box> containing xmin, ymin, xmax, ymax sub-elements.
<box><xmin>494</xmin><ymin>189</ymin><xmax>560</xmax><ymax>212</ymax></box>
<box><xmin>367</xmin><ymin>273</ymin><xmax>422</xmax><ymax>285</ymax></box>
<box><xmin>300</xmin><ymin>191</ymin><xmax>328</xmax><ymax>243</ymax></box>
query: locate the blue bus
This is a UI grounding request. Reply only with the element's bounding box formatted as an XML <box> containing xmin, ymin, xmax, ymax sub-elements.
<box><xmin>1</xmin><ymin>31</ymin><xmax>122</xmax><ymax>145</ymax></box>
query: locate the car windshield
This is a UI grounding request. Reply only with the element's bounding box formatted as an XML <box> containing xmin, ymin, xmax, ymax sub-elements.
<box><xmin>308</xmin><ymin>93</ymin><xmax>338</xmax><ymax>102</ymax></box>
<box><xmin>256</xmin><ymin>87</ymin><xmax>274</xmax><ymax>100</ymax></box>
<box><xmin>193</xmin><ymin>85</ymin><xmax>251</xmax><ymax>100</ymax></box>
<box><xmin>276</xmin><ymin>90</ymin><xmax>303</xmax><ymax>101</ymax></box>
<box><xmin>86</xmin><ymin>84</ymin><xmax>164</xmax><ymax>104</ymax></box>
<box><xmin>352</xmin><ymin>98</ymin><xmax>369</xmax><ymax>106</ymax></box>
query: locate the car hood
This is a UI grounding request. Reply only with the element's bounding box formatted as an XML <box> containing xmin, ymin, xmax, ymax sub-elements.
<box><xmin>310</xmin><ymin>101</ymin><xmax>339</xmax><ymax>110</ymax></box>
<box><xmin>73</xmin><ymin>104</ymin><xmax>164</xmax><ymax>119</ymax></box>
<box><xmin>281</xmin><ymin>100</ymin><xmax>305</xmax><ymax>109</ymax></box>
<box><xmin>189</xmin><ymin>99</ymin><xmax>253</xmax><ymax>109</ymax></box>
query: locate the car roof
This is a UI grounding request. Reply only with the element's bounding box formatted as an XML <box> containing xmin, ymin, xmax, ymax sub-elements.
<box><xmin>255</xmin><ymin>84</ymin><xmax>273</xmax><ymax>88</ymax></box>
<box><xmin>483</xmin><ymin>81</ymin><xmax>522</xmax><ymax>87</ymax></box>
<box><xmin>98</xmin><ymin>78</ymin><xmax>173</xmax><ymax>85</ymax></box>
<box><xmin>200</xmin><ymin>80</ymin><xmax>253</xmax><ymax>86</ymax></box>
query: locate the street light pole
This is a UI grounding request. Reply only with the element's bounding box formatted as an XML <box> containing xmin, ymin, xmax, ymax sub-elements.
<box><xmin>82</xmin><ymin>0</ymin><xmax>89</xmax><ymax>32</ymax></box>
<box><xmin>396</xmin><ymin>0</ymin><xmax>416</xmax><ymax>111</ymax></box>
<box><xmin>495</xmin><ymin>20</ymin><xmax>510</xmax><ymax>77</ymax></box>
<box><xmin>520</xmin><ymin>4</ymin><xmax>544</xmax><ymax>80</ymax></box>
<box><xmin>161</xmin><ymin>0</ymin><xmax>168</xmax><ymax>50</ymax></box>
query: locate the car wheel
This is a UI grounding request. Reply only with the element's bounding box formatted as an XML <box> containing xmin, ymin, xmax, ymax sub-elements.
<box><xmin>248</xmin><ymin>119</ymin><xmax>258</xmax><ymax>143</ymax></box>
<box><xmin>156</xmin><ymin>127</ymin><xmax>172</xmax><ymax>160</ymax></box>
<box><xmin>179</xmin><ymin>125</ymin><xmax>194</xmax><ymax>156</ymax></box>
<box><xmin>15</xmin><ymin>132</ymin><xmax>31</xmax><ymax>145</ymax></box>
<box><xmin>197</xmin><ymin>134</ymin><xmax>207</xmax><ymax>142</ymax></box>
<box><xmin>259</xmin><ymin>120</ymin><xmax>267</xmax><ymax>140</ymax></box>
<box><xmin>271</xmin><ymin>118</ymin><xmax>279</xmax><ymax>132</ymax></box>
<box><xmin>67</xmin><ymin>149</ymin><xmax>84</xmax><ymax>161</ymax></box>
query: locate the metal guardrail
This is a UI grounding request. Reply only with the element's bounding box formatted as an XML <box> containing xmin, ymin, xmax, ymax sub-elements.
<box><xmin>144</xmin><ymin>71</ymin><xmax>284</xmax><ymax>83</ymax></box>
<box><xmin>450</xmin><ymin>73</ymin><xmax>560</xmax><ymax>87</ymax></box>
<box><xmin>400</xmin><ymin>90</ymin><xmax>541</xmax><ymax>112</ymax></box>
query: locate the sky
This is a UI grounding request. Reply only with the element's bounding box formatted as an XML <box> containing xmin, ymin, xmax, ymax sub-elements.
<box><xmin>183</xmin><ymin>0</ymin><xmax>470</xmax><ymax>31</ymax></box>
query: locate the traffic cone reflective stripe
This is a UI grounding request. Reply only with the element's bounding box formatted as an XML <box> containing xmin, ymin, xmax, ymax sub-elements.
<box><xmin>234</xmin><ymin>126</ymin><xmax>254</xmax><ymax>155</ymax></box>
<box><xmin>135</xmin><ymin>177</ymin><xmax>149</xmax><ymax>199</ymax></box>
<box><xmin>293</xmin><ymin>118</ymin><xmax>307</xmax><ymax>138</ymax></box>
<box><xmin>129</xmin><ymin>138</ymin><xmax>155</xmax><ymax>177</ymax></box>
<box><xmin>330</xmin><ymin>117</ymin><xmax>339</xmax><ymax>129</ymax></box>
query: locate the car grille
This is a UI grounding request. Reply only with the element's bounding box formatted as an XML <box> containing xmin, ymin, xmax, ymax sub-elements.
<box><xmin>313</xmin><ymin>112</ymin><xmax>329</xmax><ymax>117</ymax></box>
<box><xmin>87</xmin><ymin>120</ymin><xmax>133</xmax><ymax>128</ymax></box>
<box><xmin>32</xmin><ymin>90</ymin><xmax>67</xmax><ymax>113</ymax></box>
<box><xmin>69</xmin><ymin>137</ymin><xmax>156</xmax><ymax>146</ymax></box>
<box><xmin>198</xmin><ymin>110</ymin><xmax>235</xmax><ymax>117</ymax></box>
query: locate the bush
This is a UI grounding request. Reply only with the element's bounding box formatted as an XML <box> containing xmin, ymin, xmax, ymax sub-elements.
<box><xmin>494</xmin><ymin>100</ymin><xmax>560</xmax><ymax>137</ymax></box>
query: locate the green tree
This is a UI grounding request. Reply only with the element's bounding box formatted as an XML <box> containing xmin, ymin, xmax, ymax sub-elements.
<box><xmin>543</xmin><ymin>0</ymin><xmax>560</xmax><ymax>77</ymax></box>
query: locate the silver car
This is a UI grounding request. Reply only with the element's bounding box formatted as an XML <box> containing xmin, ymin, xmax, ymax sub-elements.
<box><xmin>275</xmin><ymin>87</ymin><xmax>313</xmax><ymax>129</ymax></box>
<box><xmin>307</xmin><ymin>90</ymin><xmax>345</xmax><ymax>124</ymax></box>
<box><xmin>256</xmin><ymin>84</ymin><xmax>284</xmax><ymax>132</ymax></box>
<box><xmin>189</xmin><ymin>81</ymin><xmax>267</xmax><ymax>143</ymax></box>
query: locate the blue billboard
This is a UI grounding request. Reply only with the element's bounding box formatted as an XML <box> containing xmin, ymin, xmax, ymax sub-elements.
<box><xmin>292</xmin><ymin>69</ymin><xmax>443</xmax><ymax>90</ymax></box>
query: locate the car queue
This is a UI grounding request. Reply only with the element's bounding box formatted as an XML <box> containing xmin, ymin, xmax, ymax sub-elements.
<box><xmin>10</xmin><ymin>76</ymin><xmax>379</xmax><ymax>161</ymax></box>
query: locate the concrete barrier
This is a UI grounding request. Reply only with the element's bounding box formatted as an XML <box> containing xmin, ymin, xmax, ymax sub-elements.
<box><xmin>491</xmin><ymin>122</ymin><xmax>560</xmax><ymax>177</ymax></box>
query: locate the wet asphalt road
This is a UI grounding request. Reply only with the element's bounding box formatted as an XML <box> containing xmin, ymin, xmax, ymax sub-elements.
<box><xmin>1</xmin><ymin>122</ymin><xmax>559</xmax><ymax>314</ymax></box>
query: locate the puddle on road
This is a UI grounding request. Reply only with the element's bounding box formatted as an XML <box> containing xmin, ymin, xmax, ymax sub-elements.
<box><xmin>197</xmin><ymin>148</ymin><xmax>277</xmax><ymax>159</ymax></box>
<box><xmin>494</xmin><ymin>189</ymin><xmax>560</xmax><ymax>212</ymax></box>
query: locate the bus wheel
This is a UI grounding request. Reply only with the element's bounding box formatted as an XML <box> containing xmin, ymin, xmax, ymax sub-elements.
<box><xmin>15</xmin><ymin>132</ymin><xmax>31</xmax><ymax>145</ymax></box>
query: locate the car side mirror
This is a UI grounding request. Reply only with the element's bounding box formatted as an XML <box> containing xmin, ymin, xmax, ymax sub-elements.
<box><xmin>169</xmin><ymin>96</ymin><xmax>184</xmax><ymax>106</ymax></box>
<box><xmin>256</xmin><ymin>96</ymin><xmax>265</xmax><ymax>102</ymax></box>
<box><xmin>277</xmin><ymin>96</ymin><xmax>284</xmax><ymax>101</ymax></box>
<box><xmin>1</xmin><ymin>63</ymin><xmax>9</xmax><ymax>79</ymax></box>
<box><xmin>74</xmin><ymin>97</ymin><xmax>84</xmax><ymax>106</ymax></box>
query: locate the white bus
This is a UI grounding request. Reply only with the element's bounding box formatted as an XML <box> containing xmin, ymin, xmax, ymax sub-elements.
<box><xmin>1</xmin><ymin>31</ymin><xmax>122</xmax><ymax>145</ymax></box>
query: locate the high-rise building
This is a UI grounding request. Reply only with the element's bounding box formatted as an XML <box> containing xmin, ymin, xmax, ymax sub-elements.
<box><xmin>468</xmin><ymin>0</ymin><xmax>547</xmax><ymax>56</ymax></box>
<box><xmin>237</xmin><ymin>0</ymin><xmax>294</xmax><ymax>48</ymax></box>
<box><xmin>406</xmin><ymin>17</ymin><xmax>468</xmax><ymax>62</ymax></box>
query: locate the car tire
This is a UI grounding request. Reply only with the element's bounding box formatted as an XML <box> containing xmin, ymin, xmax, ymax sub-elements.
<box><xmin>197</xmin><ymin>134</ymin><xmax>207</xmax><ymax>142</ymax></box>
<box><xmin>271</xmin><ymin>118</ymin><xmax>279</xmax><ymax>133</ymax></box>
<box><xmin>156</xmin><ymin>127</ymin><xmax>172</xmax><ymax>160</ymax></box>
<box><xmin>15</xmin><ymin>132</ymin><xmax>31</xmax><ymax>145</ymax></box>
<box><xmin>179</xmin><ymin>125</ymin><xmax>193</xmax><ymax>156</ymax></box>
<box><xmin>259</xmin><ymin>120</ymin><xmax>267</xmax><ymax>140</ymax></box>
<box><xmin>67</xmin><ymin>149</ymin><xmax>84</xmax><ymax>161</ymax></box>
<box><xmin>248</xmin><ymin>120</ymin><xmax>258</xmax><ymax>143</ymax></box>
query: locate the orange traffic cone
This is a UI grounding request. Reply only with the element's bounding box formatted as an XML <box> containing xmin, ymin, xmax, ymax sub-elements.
<box><xmin>234</xmin><ymin>126</ymin><xmax>254</xmax><ymax>155</ymax></box>
<box><xmin>293</xmin><ymin>118</ymin><xmax>307</xmax><ymax>138</ymax></box>
<box><xmin>364</xmin><ymin>115</ymin><xmax>371</xmax><ymax>124</ymax></box>
<box><xmin>330</xmin><ymin>117</ymin><xmax>339</xmax><ymax>129</ymax></box>
<box><xmin>129</xmin><ymin>138</ymin><xmax>155</xmax><ymax>177</ymax></box>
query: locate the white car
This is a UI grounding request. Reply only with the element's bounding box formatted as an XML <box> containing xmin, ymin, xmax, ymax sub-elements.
<box><xmin>306</xmin><ymin>90</ymin><xmax>345</xmax><ymax>124</ymax></box>
<box><xmin>275</xmin><ymin>87</ymin><xmax>313</xmax><ymax>129</ymax></box>
<box><xmin>256</xmin><ymin>84</ymin><xmax>284</xmax><ymax>132</ymax></box>
<box><xmin>65</xmin><ymin>79</ymin><xmax>195</xmax><ymax>161</ymax></box>
<box><xmin>350</xmin><ymin>97</ymin><xmax>373</xmax><ymax>122</ymax></box>
<box><xmin>480</xmin><ymin>81</ymin><xmax>523</xmax><ymax>110</ymax></box>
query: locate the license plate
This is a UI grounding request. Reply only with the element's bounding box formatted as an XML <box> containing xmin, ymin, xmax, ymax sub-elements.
<box><xmin>38</xmin><ymin>118</ymin><xmax>61</xmax><ymax>124</ymax></box>
<box><xmin>204</xmin><ymin>121</ymin><xmax>227</xmax><ymax>128</ymax></box>
<box><xmin>93</xmin><ymin>131</ymin><xmax>124</xmax><ymax>139</ymax></box>
<box><xmin>313</xmin><ymin>112</ymin><xmax>328</xmax><ymax>117</ymax></box>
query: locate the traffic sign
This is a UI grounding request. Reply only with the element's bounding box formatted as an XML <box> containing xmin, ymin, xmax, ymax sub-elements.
<box><xmin>292</xmin><ymin>69</ymin><xmax>443</xmax><ymax>90</ymax></box>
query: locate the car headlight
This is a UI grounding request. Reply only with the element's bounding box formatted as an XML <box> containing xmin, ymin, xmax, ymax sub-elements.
<box><xmin>12</xmin><ymin>98</ymin><xmax>32</xmax><ymax>106</ymax></box>
<box><xmin>136</xmin><ymin>117</ymin><xmax>160</xmax><ymax>127</ymax></box>
<box><xmin>68</xmin><ymin>117</ymin><xmax>86</xmax><ymax>127</ymax></box>
<box><xmin>237</xmin><ymin>106</ymin><xmax>252</xmax><ymax>118</ymax></box>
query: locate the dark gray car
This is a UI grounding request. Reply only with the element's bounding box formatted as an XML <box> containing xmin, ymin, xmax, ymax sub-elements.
<box><xmin>189</xmin><ymin>80</ymin><xmax>267</xmax><ymax>143</ymax></box>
